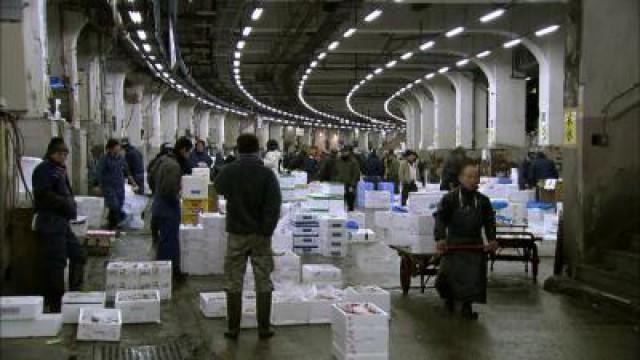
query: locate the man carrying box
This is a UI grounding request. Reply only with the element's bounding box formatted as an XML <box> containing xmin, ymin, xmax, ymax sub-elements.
<box><xmin>215</xmin><ymin>134</ymin><xmax>282</xmax><ymax>340</ymax></box>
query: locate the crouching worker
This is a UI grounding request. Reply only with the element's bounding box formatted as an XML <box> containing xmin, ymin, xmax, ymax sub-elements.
<box><xmin>215</xmin><ymin>134</ymin><xmax>281</xmax><ymax>340</ymax></box>
<box><xmin>434</xmin><ymin>160</ymin><xmax>498</xmax><ymax>320</ymax></box>
<box><xmin>32</xmin><ymin>137</ymin><xmax>87</xmax><ymax>312</ymax></box>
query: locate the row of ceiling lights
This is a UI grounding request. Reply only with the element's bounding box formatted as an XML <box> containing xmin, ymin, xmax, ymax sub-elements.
<box><xmin>231</xmin><ymin>6</ymin><xmax>392</xmax><ymax>131</ymax></box>
<box><xmin>297</xmin><ymin>7</ymin><xmax>395</xmax><ymax>128</ymax></box>
<box><xmin>385</xmin><ymin>21</ymin><xmax>560</xmax><ymax>119</ymax></box>
<box><xmin>122</xmin><ymin>4</ymin><xmax>249</xmax><ymax>117</ymax></box>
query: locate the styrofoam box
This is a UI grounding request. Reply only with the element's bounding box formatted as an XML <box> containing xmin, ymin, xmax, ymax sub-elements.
<box><xmin>292</xmin><ymin>213</ymin><xmax>319</xmax><ymax>222</ymax></box>
<box><xmin>323</xmin><ymin>229</ymin><xmax>348</xmax><ymax>240</ymax></box>
<box><xmin>293</xmin><ymin>227</ymin><xmax>320</xmax><ymax>236</ymax></box>
<box><xmin>293</xmin><ymin>246</ymin><xmax>322</xmax><ymax>256</ymax></box>
<box><xmin>75</xmin><ymin>196</ymin><xmax>105</xmax><ymax>228</ymax></box>
<box><xmin>241</xmin><ymin>292</ymin><xmax>257</xmax><ymax>329</ymax></box>
<box><xmin>200</xmin><ymin>292</ymin><xmax>226</xmax><ymax>318</ymax></box>
<box><xmin>384</xmin><ymin>229</ymin><xmax>419</xmax><ymax>247</ymax></box>
<box><xmin>332</xmin><ymin>342</ymin><xmax>388</xmax><ymax>360</ymax></box>
<box><xmin>391</xmin><ymin>213</ymin><xmax>435</xmax><ymax>235</ymax></box>
<box><xmin>348</xmin><ymin>229</ymin><xmax>376</xmax><ymax>243</ymax></box>
<box><xmin>62</xmin><ymin>292</ymin><xmax>106</xmax><ymax>324</ymax></box>
<box><xmin>0</xmin><ymin>313</ymin><xmax>63</xmax><ymax>338</ymax></box>
<box><xmin>181</xmin><ymin>175</ymin><xmax>209</xmax><ymax>199</ymax></box>
<box><xmin>308</xmin><ymin>292</ymin><xmax>343</xmax><ymax>324</ymax></box>
<box><xmin>278</xmin><ymin>175</ymin><xmax>296</xmax><ymax>189</ymax></box>
<box><xmin>77</xmin><ymin>308</ymin><xmax>122</xmax><ymax>342</ymax></box>
<box><xmin>344</xmin><ymin>286</ymin><xmax>391</xmax><ymax>313</ymax></box>
<box><xmin>374</xmin><ymin>212</ymin><xmax>393</xmax><ymax>229</ymax></box>
<box><xmin>407</xmin><ymin>192</ymin><xmax>444</xmax><ymax>215</ymax></box>
<box><xmin>320</xmin><ymin>216</ymin><xmax>347</xmax><ymax>229</ymax></box>
<box><xmin>106</xmin><ymin>261</ymin><xmax>172</xmax><ymax>300</ymax></box>
<box><xmin>271</xmin><ymin>292</ymin><xmax>310</xmax><ymax>326</ymax></box>
<box><xmin>411</xmin><ymin>235</ymin><xmax>437</xmax><ymax>254</ymax></box>
<box><xmin>0</xmin><ymin>296</ymin><xmax>43</xmax><ymax>321</ymax></box>
<box><xmin>303</xmin><ymin>264</ymin><xmax>342</xmax><ymax>283</ymax></box>
<box><xmin>115</xmin><ymin>290</ymin><xmax>161</xmax><ymax>324</ymax></box>
<box><xmin>293</xmin><ymin>235</ymin><xmax>321</xmax><ymax>247</ymax></box>
<box><xmin>323</xmin><ymin>246</ymin><xmax>348</xmax><ymax>257</ymax></box>
<box><xmin>273</xmin><ymin>251</ymin><xmax>301</xmax><ymax>283</ymax></box>
<box><xmin>192</xmin><ymin>167</ymin><xmax>210</xmax><ymax>179</ymax></box>
<box><xmin>199</xmin><ymin>212</ymin><xmax>226</xmax><ymax>230</ymax></box>
<box><xmin>347</xmin><ymin>212</ymin><xmax>366</xmax><ymax>228</ymax></box>
<box><xmin>331</xmin><ymin>303</ymin><xmax>389</xmax><ymax>355</ymax></box>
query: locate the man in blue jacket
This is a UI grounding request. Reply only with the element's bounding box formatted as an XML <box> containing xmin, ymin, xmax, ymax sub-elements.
<box><xmin>32</xmin><ymin>137</ymin><xmax>87</xmax><ymax>312</ymax></box>
<box><xmin>122</xmin><ymin>138</ymin><xmax>145</xmax><ymax>194</ymax></box>
<box><xmin>190</xmin><ymin>139</ymin><xmax>213</xmax><ymax>169</ymax></box>
<box><xmin>97</xmin><ymin>139</ymin><xmax>128</xmax><ymax>229</ymax></box>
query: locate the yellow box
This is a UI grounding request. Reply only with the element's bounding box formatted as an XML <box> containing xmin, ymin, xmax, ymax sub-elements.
<box><xmin>181</xmin><ymin>199</ymin><xmax>209</xmax><ymax>211</ymax></box>
<box><xmin>181</xmin><ymin>213</ymin><xmax>199</xmax><ymax>225</ymax></box>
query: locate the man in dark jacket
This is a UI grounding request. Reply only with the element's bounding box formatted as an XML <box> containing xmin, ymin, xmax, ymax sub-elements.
<box><xmin>32</xmin><ymin>137</ymin><xmax>87</xmax><ymax>312</ymax></box>
<box><xmin>363</xmin><ymin>150</ymin><xmax>385</xmax><ymax>188</ymax></box>
<box><xmin>122</xmin><ymin>138</ymin><xmax>145</xmax><ymax>194</ymax></box>
<box><xmin>97</xmin><ymin>139</ymin><xmax>128</xmax><ymax>229</ymax></box>
<box><xmin>331</xmin><ymin>146</ymin><xmax>361</xmax><ymax>211</ymax></box>
<box><xmin>518</xmin><ymin>152</ymin><xmax>535</xmax><ymax>190</ymax></box>
<box><xmin>151</xmin><ymin>137</ymin><xmax>193</xmax><ymax>279</ymax></box>
<box><xmin>302</xmin><ymin>146</ymin><xmax>320</xmax><ymax>181</ymax></box>
<box><xmin>190</xmin><ymin>139</ymin><xmax>213</xmax><ymax>169</ymax></box>
<box><xmin>215</xmin><ymin>134</ymin><xmax>281</xmax><ymax>340</ymax></box>
<box><xmin>530</xmin><ymin>152</ymin><xmax>559</xmax><ymax>186</ymax></box>
<box><xmin>440</xmin><ymin>147</ymin><xmax>466</xmax><ymax>191</ymax></box>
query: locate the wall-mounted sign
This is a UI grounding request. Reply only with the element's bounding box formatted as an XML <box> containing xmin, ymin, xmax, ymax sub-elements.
<box><xmin>564</xmin><ymin>107</ymin><xmax>578</xmax><ymax>145</ymax></box>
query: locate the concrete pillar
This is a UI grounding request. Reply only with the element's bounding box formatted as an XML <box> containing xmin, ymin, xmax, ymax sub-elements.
<box><xmin>303</xmin><ymin>128</ymin><xmax>313</xmax><ymax>146</ymax></box>
<box><xmin>358</xmin><ymin>130</ymin><xmax>369</xmax><ymax>152</ymax></box>
<box><xmin>141</xmin><ymin>90</ymin><xmax>164</xmax><ymax>159</ymax></box>
<box><xmin>211</xmin><ymin>112</ymin><xmax>226</xmax><ymax>148</ymax></box>
<box><xmin>473</xmin><ymin>84</ymin><xmax>489</xmax><ymax>149</ymax></box>
<box><xmin>399</xmin><ymin>102</ymin><xmax>414</xmax><ymax>149</ymax></box>
<box><xmin>445</xmin><ymin>73</ymin><xmax>474</xmax><ymax>149</ymax></box>
<box><xmin>125</xmin><ymin>84</ymin><xmax>145</xmax><ymax>147</ymax></box>
<box><xmin>196</xmin><ymin>109</ymin><xmax>210</xmax><ymax>141</ymax></box>
<box><xmin>269</xmin><ymin>124</ymin><xmax>284</xmax><ymax>149</ymax></box>
<box><xmin>414</xmin><ymin>87</ymin><xmax>435</xmax><ymax>149</ymax></box>
<box><xmin>161</xmin><ymin>97</ymin><xmax>179</xmax><ymax>144</ymax></box>
<box><xmin>105</xmin><ymin>72</ymin><xmax>126</xmax><ymax>138</ymax></box>
<box><xmin>425</xmin><ymin>77</ymin><xmax>456</xmax><ymax>149</ymax></box>
<box><xmin>178</xmin><ymin>99</ymin><xmax>196</xmax><ymax>137</ymax></box>
<box><xmin>61</xmin><ymin>10</ymin><xmax>87</xmax><ymax>129</ymax></box>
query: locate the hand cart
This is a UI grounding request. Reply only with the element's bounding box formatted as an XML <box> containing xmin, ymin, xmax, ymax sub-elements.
<box><xmin>492</xmin><ymin>225</ymin><xmax>541</xmax><ymax>282</ymax></box>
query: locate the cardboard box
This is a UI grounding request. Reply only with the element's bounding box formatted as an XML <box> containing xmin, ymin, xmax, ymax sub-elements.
<box><xmin>181</xmin><ymin>175</ymin><xmax>209</xmax><ymax>199</ymax></box>
<box><xmin>0</xmin><ymin>296</ymin><xmax>43</xmax><ymax>321</ymax></box>
<box><xmin>0</xmin><ymin>313</ymin><xmax>63</xmax><ymax>338</ymax></box>
<box><xmin>61</xmin><ymin>292</ymin><xmax>106</xmax><ymax>324</ymax></box>
<box><xmin>271</xmin><ymin>292</ymin><xmax>310</xmax><ymax>326</ymax></box>
<box><xmin>77</xmin><ymin>308</ymin><xmax>122</xmax><ymax>342</ymax></box>
<box><xmin>348</xmin><ymin>229</ymin><xmax>377</xmax><ymax>243</ymax></box>
<box><xmin>303</xmin><ymin>264</ymin><xmax>342</xmax><ymax>283</ymax></box>
<box><xmin>115</xmin><ymin>290</ymin><xmax>161</xmax><ymax>324</ymax></box>
<box><xmin>200</xmin><ymin>292</ymin><xmax>226</xmax><ymax>318</ymax></box>
<box><xmin>181</xmin><ymin>198</ymin><xmax>209</xmax><ymax>210</ymax></box>
<box><xmin>344</xmin><ymin>286</ymin><xmax>391</xmax><ymax>313</ymax></box>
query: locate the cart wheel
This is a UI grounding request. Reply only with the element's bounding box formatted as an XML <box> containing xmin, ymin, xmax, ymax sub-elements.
<box><xmin>400</xmin><ymin>256</ymin><xmax>412</xmax><ymax>296</ymax></box>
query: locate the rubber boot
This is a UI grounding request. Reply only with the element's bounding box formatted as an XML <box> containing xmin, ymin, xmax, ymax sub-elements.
<box><xmin>257</xmin><ymin>292</ymin><xmax>274</xmax><ymax>339</ymax></box>
<box><xmin>461</xmin><ymin>302</ymin><xmax>479</xmax><ymax>320</ymax></box>
<box><xmin>224</xmin><ymin>292</ymin><xmax>242</xmax><ymax>339</ymax></box>
<box><xmin>69</xmin><ymin>263</ymin><xmax>85</xmax><ymax>291</ymax></box>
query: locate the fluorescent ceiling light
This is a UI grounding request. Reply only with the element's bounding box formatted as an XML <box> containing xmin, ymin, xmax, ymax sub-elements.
<box><xmin>400</xmin><ymin>52</ymin><xmax>413</xmax><ymax>60</ymax></box>
<box><xmin>480</xmin><ymin>8</ymin><xmax>505</xmax><ymax>23</ymax></box>
<box><xmin>129</xmin><ymin>11</ymin><xmax>142</xmax><ymax>24</ymax></box>
<box><xmin>366</xmin><ymin>73</ymin><xmax>373</xmax><ymax>80</ymax></box>
<box><xmin>236</xmin><ymin>40</ymin><xmax>246</xmax><ymax>49</ymax></box>
<box><xmin>242</xmin><ymin>27</ymin><xmax>252</xmax><ymax>37</ymax></box>
<box><xmin>503</xmin><ymin>39</ymin><xmax>521</xmax><ymax>48</ymax></box>
<box><xmin>414</xmin><ymin>79</ymin><xmax>422</xmax><ymax>84</ymax></box>
<box><xmin>374</xmin><ymin>68</ymin><xmax>383</xmax><ymax>75</ymax></box>
<box><xmin>359</xmin><ymin>80</ymin><xmax>365</xmax><ymax>85</ymax></box>
<box><xmin>386</xmin><ymin>60</ymin><xmax>397</xmax><ymax>68</ymax></box>
<box><xmin>445</xmin><ymin>26</ymin><xmax>465</xmax><ymax>38</ymax></box>
<box><xmin>155</xmin><ymin>63</ymin><xmax>163</xmax><ymax>71</ymax></box>
<box><xmin>233</xmin><ymin>68</ymin><xmax>240</xmax><ymax>74</ymax></box>
<box><xmin>310</xmin><ymin>61</ymin><xmax>318</xmax><ymax>68</ymax></box>
<box><xmin>142</xmin><ymin>43</ymin><xmax>152</xmax><ymax>52</ymax></box>
<box><xmin>302</xmin><ymin>74</ymin><xmax>308</xmax><ymax>80</ymax></box>
<box><xmin>328</xmin><ymin>41</ymin><xmax>340</xmax><ymax>50</ymax></box>
<box><xmin>234</xmin><ymin>51</ymin><xmax>241</xmax><ymax>59</ymax></box>
<box><xmin>148</xmin><ymin>55</ymin><xmax>156</xmax><ymax>61</ymax></box>
<box><xmin>364</xmin><ymin>9</ymin><xmax>382</xmax><ymax>22</ymax></box>
<box><xmin>438</xmin><ymin>66</ymin><xmax>449</xmax><ymax>73</ymax></box>
<box><xmin>251</xmin><ymin>8</ymin><xmax>263</xmax><ymax>21</ymax></box>
<box><xmin>407</xmin><ymin>84</ymin><xmax>413</xmax><ymax>89</ymax></box>
<box><xmin>420</xmin><ymin>40</ymin><xmax>435</xmax><ymax>51</ymax></box>
<box><xmin>456</xmin><ymin>58</ymin><xmax>470</xmax><ymax>67</ymax></box>
<box><xmin>318</xmin><ymin>52</ymin><xmax>327</xmax><ymax>60</ymax></box>
<box><xmin>162</xmin><ymin>72</ymin><xmax>169</xmax><ymax>78</ymax></box>
<box><xmin>343</xmin><ymin>28</ymin><xmax>357</xmax><ymax>38</ymax></box>
<box><xmin>136</xmin><ymin>30</ymin><xmax>147</xmax><ymax>40</ymax></box>
<box><xmin>535</xmin><ymin>25</ymin><xmax>560</xmax><ymax>37</ymax></box>
<box><xmin>525</xmin><ymin>77</ymin><xmax>532</xmax><ymax>81</ymax></box>
<box><xmin>476</xmin><ymin>50</ymin><xmax>491</xmax><ymax>58</ymax></box>
<box><xmin>233</xmin><ymin>60</ymin><xmax>240</xmax><ymax>67</ymax></box>
<box><xmin>305</xmin><ymin>68</ymin><xmax>312</xmax><ymax>74</ymax></box>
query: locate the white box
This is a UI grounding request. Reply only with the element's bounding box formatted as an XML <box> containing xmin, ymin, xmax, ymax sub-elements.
<box><xmin>331</xmin><ymin>303</ymin><xmax>389</xmax><ymax>355</ymax></box>
<box><xmin>75</xmin><ymin>196</ymin><xmax>105</xmax><ymax>228</ymax></box>
<box><xmin>106</xmin><ymin>261</ymin><xmax>172</xmax><ymax>300</ymax></box>
<box><xmin>308</xmin><ymin>290</ymin><xmax>344</xmax><ymax>324</ymax></box>
<box><xmin>292</xmin><ymin>213</ymin><xmax>319</xmax><ymax>222</ymax></box>
<box><xmin>374</xmin><ymin>211</ymin><xmax>393</xmax><ymax>229</ymax></box>
<box><xmin>199</xmin><ymin>212</ymin><xmax>226</xmax><ymax>230</ymax></box>
<box><xmin>303</xmin><ymin>264</ymin><xmax>342</xmax><ymax>283</ymax></box>
<box><xmin>344</xmin><ymin>286</ymin><xmax>391</xmax><ymax>313</ymax></box>
<box><xmin>181</xmin><ymin>175</ymin><xmax>209</xmax><ymax>199</ymax></box>
<box><xmin>411</xmin><ymin>235</ymin><xmax>437</xmax><ymax>254</ymax></box>
<box><xmin>240</xmin><ymin>292</ymin><xmax>258</xmax><ymax>329</ymax></box>
<box><xmin>391</xmin><ymin>213</ymin><xmax>435</xmax><ymax>235</ymax></box>
<box><xmin>273</xmin><ymin>251</ymin><xmax>301</xmax><ymax>283</ymax></box>
<box><xmin>348</xmin><ymin>229</ymin><xmax>377</xmax><ymax>243</ymax></box>
<box><xmin>293</xmin><ymin>246</ymin><xmax>322</xmax><ymax>256</ymax></box>
<box><xmin>115</xmin><ymin>290</ymin><xmax>161</xmax><ymax>324</ymax></box>
<box><xmin>77</xmin><ymin>308</ymin><xmax>122</xmax><ymax>342</ymax></box>
<box><xmin>200</xmin><ymin>292</ymin><xmax>226</xmax><ymax>318</ymax></box>
<box><xmin>0</xmin><ymin>296</ymin><xmax>43</xmax><ymax>321</ymax></box>
<box><xmin>192</xmin><ymin>167</ymin><xmax>211</xmax><ymax>179</ymax></box>
<box><xmin>347</xmin><ymin>212</ymin><xmax>366</xmax><ymax>229</ymax></box>
<box><xmin>364</xmin><ymin>191</ymin><xmax>391</xmax><ymax>209</ymax></box>
<box><xmin>384</xmin><ymin>229</ymin><xmax>419</xmax><ymax>247</ymax></box>
<box><xmin>62</xmin><ymin>292</ymin><xmax>106</xmax><ymax>324</ymax></box>
<box><xmin>292</xmin><ymin>227</ymin><xmax>320</xmax><ymax>236</ymax></box>
<box><xmin>0</xmin><ymin>313</ymin><xmax>62</xmax><ymax>338</ymax></box>
<box><xmin>271</xmin><ymin>292</ymin><xmax>310</xmax><ymax>326</ymax></box>
<box><xmin>332</xmin><ymin>343</ymin><xmax>388</xmax><ymax>360</ymax></box>
<box><xmin>278</xmin><ymin>175</ymin><xmax>296</xmax><ymax>189</ymax></box>
<box><xmin>407</xmin><ymin>192</ymin><xmax>444</xmax><ymax>215</ymax></box>
<box><xmin>293</xmin><ymin>235</ymin><xmax>321</xmax><ymax>247</ymax></box>
<box><xmin>320</xmin><ymin>215</ymin><xmax>347</xmax><ymax>230</ymax></box>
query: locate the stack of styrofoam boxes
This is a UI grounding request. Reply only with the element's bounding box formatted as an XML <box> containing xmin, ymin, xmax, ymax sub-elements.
<box><xmin>0</xmin><ymin>296</ymin><xmax>63</xmax><ymax>338</ymax></box>
<box><xmin>374</xmin><ymin>211</ymin><xmax>393</xmax><ymax>232</ymax></box>
<box><xmin>241</xmin><ymin>291</ymin><xmax>258</xmax><ymax>328</ymax></box>
<box><xmin>180</xmin><ymin>224</ymin><xmax>215</xmax><ymax>275</ymax></box>
<box><xmin>278</xmin><ymin>174</ymin><xmax>297</xmax><ymax>202</ymax></box>
<box><xmin>115</xmin><ymin>290</ymin><xmax>161</xmax><ymax>324</ymax></box>
<box><xmin>192</xmin><ymin>167</ymin><xmax>210</xmax><ymax>178</ymax></box>
<box><xmin>331</xmin><ymin>303</ymin><xmax>389</xmax><ymax>360</ymax></box>
<box><xmin>77</xmin><ymin>308</ymin><xmax>122</xmax><ymax>342</ymax></box>
<box><xmin>507</xmin><ymin>190</ymin><xmax>536</xmax><ymax>225</ymax></box>
<box><xmin>347</xmin><ymin>211</ymin><xmax>366</xmax><ymax>230</ymax></box>
<box><xmin>302</xmin><ymin>264</ymin><xmax>343</xmax><ymax>288</ymax></box>
<box><xmin>273</xmin><ymin>250</ymin><xmax>302</xmax><ymax>286</ymax></box>
<box><xmin>291</xmin><ymin>213</ymin><xmax>322</xmax><ymax>255</ymax></box>
<box><xmin>75</xmin><ymin>196</ymin><xmax>105</xmax><ymax>228</ymax></box>
<box><xmin>356</xmin><ymin>181</ymin><xmax>375</xmax><ymax>208</ymax></box>
<box><xmin>364</xmin><ymin>190</ymin><xmax>392</xmax><ymax>209</ymax></box>
<box><xmin>319</xmin><ymin>215</ymin><xmax>348</xmax><ymax>257</ymax></box>
<box><xmin>181</xmin><ymin>175</ymin><xmax>209</xmax><ymax>224</ymax></box>
<box><xmin>407</xmin><ymin>191</ymin><xmax>445</xmax><ymax>215</ymax></box>
<box><xmin>105</xmin><ymin>261</ymin><xmax>172</xmax><ymax>300</ymax></box>
<box><xmin>344</xmin><ymin>286</ymin><xmax>391</xmax><ymax>314</ymax></box>
<box><xmin>271</xmin><ymin>290</ymin><xmax>310</xmax><ymax>326</ymax></box>
<box><xmin>61</xmin><ymin>292</ymin><xmax>106</xmax><ymax>324</ymax></box>
<box><xmin>387</xmin><ymin>213</ymin><xmax>436</xmax><ymax>252</ymax></box>
<box><xmin>200</xmin><ymin>292</ymin><xmax>226</xmax><ymax>318</ymax></box>
<box><xmin>197</xmin><ymin>212</ymin><xmax>228</xmax><ymax>274</ymax></box>
<box><xmin>353</xmin><ymin>243</ymin><xmax>398</xmax><ymax>274</ymax></box>
<box><xmin>308</xmin><ymin>287</ymin><xmax>345</xmax><ymax>324</ymax></box>
<box><xmin>292</xmin><ymin>171</ymin><xmax>310</xmax><ymax>199</ymax></box>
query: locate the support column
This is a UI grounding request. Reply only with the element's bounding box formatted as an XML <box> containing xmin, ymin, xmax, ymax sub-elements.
<box><xmin>425</xmin><ymin>77</ymin><xmax>456</xmax><ymax>149</ymax></box>
<box><xmin>399</xmin><ymin>102</ymin><xmax>415</xmax><ymax>149</ymax></box>
<box><xmin>211</xmin><ymin>112</ymin><xmax>226</xmax><ymax>149</ymax></box>
<box><xmin>196</xmin><ymin>109</ymin><xmax>210</xmax><ymax>141</ymax></box>
<box><xmin>533</xmin><ymin>33</ymin><xmax>566</xmax><ymax>146</ymax></box>
<box><xmin>143</xmin><ymin>89</ymin><xmax>164</xmax><ymax>159</ymax></box>
<box><xmin>445</xmin><ymin>73</ymin><xmax>474</xmax><ymax>149</ymax></box>
<box><xmin>358</xmin><ymin>130</ymin><xmax>369</xmax><ymax>152</ymax></box>
<box><xmin>178</xmin><ymin>99</ymin><xmax>196</xmax><ymax>137</ymax></box>
<box><xmin>473</xmin><ymin>84</ymin><xmax>489</xmax><ymax>149</ymax></box>
<box><xmin>414</xmin><ymin>87</ymin><xmax>434</xmax><ymax>149</ymax></box>
<box><xmin>269</xmin><ymin>123</ymin><xmax>284</xmax><ymax>149</ymax></box>
<box><xmin>303</xmin><ymin>127</ymin><xmax>313</xmax><ymax>146</ymax></box>
<box><xmin>161</xmin><ymin>97</ymin><xmax>179</xmax><ymax>144</ymax></box>
<box><xmin>125</xmin><ymin>84</ymin><xmax>144</xmax><ymax>147</ymax></box>
<box><xmin>105</xmin><ymin>72</ymin><xmax>126</xmax><ymax>138</ymax></box>
<box><xmin>61</xmin><ymin>10</ymin><xmax>87</xmax><ymax>129</ymax></box>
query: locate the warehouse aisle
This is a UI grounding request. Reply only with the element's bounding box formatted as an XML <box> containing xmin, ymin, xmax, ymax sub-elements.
<box><xmin>1</xmin><ymin>230</ymin><xmax>638</xmax><ymax>360</ymax></box>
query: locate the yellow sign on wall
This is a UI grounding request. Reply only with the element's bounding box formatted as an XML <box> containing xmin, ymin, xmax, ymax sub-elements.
<box><xmin>564</xmin><ymin>107</ymin><xmax>578</xmax><ymax>145</ymax></box>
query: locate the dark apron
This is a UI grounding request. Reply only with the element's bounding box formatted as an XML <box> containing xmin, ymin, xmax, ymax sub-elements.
<box><xmin>436</xmin><ymin>192</ymin><xmax>488</xmax><ymax>303</ymax></box>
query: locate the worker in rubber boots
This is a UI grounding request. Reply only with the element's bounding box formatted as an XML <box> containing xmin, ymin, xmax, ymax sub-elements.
<box><xmin>150</xmin><ymin>137</ymin><xmax>193</xmax><ymax>281</ymax></box>
<box><xmin>121</xmin><ymin>138</ymin><xmax>145</xmax><ymax>195</ymax></box>
<box><xmin>330</xmin><ymin>145</ymin><xmax>361</xmax><ymax>211</ymax></box>
<box><xmin>214</xmin><ymin>134</ymin><xmax>282</xmax><ymax>340</ymax></box>
<box><xmin>96</xmin><ymin>139</ymin><xmax>128</xmax><ymax>230</ymax></box>
<box><xmin>434</xmin><ymin>161</ymin><xmax>498</xmax><ymax>320</ymax></box>
<box><xmin>32</xmin><ymin>137</ymin><xmax>87</xmax><ymax>312</ymax></box>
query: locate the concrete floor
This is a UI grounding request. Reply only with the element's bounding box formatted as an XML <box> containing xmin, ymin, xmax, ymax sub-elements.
<box><xmin>1</xmin><ymin>228</ymin><xmax>639</xmax><ymax>360</ymax></box>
